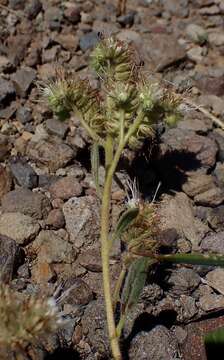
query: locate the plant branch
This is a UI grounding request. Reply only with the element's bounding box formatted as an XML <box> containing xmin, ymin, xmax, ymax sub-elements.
<box><xmin>75</xmin><ymin>110</ymin><xmax>105</xmax><ymax>146</ymax></box>
<box><xmin>100</xmin><ymin>111</ymin><xmax>125</xmax><ymax>360</ymax></box>
<box><xmin>113</xmin><ymin>266</ymin><xmax>126</xmax><ymax>310</ymax></box>
<box><xmin>157</xmin><ymin>253</ymin><xmax>224</xmax><ymax>267</ymax></box>
<box><xmin>124</xmin><ymin>111</ymin><xmax>145</xmax><ymax>146</ymax></box>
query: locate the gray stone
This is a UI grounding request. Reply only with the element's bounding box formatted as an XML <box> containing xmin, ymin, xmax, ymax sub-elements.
<box><xmin>0</xmin><ymin>212</ymin><xmax>40</xmax><ymax>245</ymax></box>
<box><xmin>45</xmin><ymin>118</ymin><xmax>69</xmax><ymax>139</ymax></box>
<box><xmin>129</xmin><ymin>325</ymin><xmax>178</xmax><ymax>360</ymax></box>
<box><xmin>42</xmin><ymin>46</ymin><xmax>60</xmax><ymax>63</ymax></box>
<box><xmin>1</xmin><ymin>188</ymin><xmax>51</xmax><ymax>220</ymax></box>
<box><xmin>199</xmin><ymin>292</ymin><xmax>224</xmax><ymax>312</ymax></box>
<box><xmin>177</xmin><ymin>295</ymin><xmax>197</xmax><ymax>321</ymax></box>
<box><xmin>79</xmin><ymin>31</ymin><xmax>100</xmax><ymax>52</ymax></box>
<box><xmin>206</xmin><ymin>268</ymin><xmax>224</xmax><ymax>295</ymax></box>
<box><xmin>144</xmin><ymin>34</ymin><xmax>186</xmax><ymax>72</ymax></box>
<box><xmin>207</xmin><ymin>205</ymin><xmax>224</xmax><ymax>230</ymax></box>
<box><xmin>168</xmin><ymin>268</ymin><xmax>201</xmax><ymax>295</ymax></box>
<box><xmin>49</xmin><ymin>176</ymin><xmax>82</xmax><ymax>200</ymax></box>
<box><xmin>11</xmin><ymin>67</ymin><xmax>36</xmax><ymax>97</ymax></box>
<box><xmin>194</xmin><ymin>187</ymin><xmax>224</xmax><ymax>207</ymax></box>
<box><xmin>182</xmin><ymin>172</ymin><xmax>214</xmax><ymax>197</ymax></box>
<box><xmin>196</xmin><ymin>76</ymin><xmax>224</xmax><ymax>96</ymax></box>
<box><xmin>78</xmin><ymin>247</ymin><xmax>102</xmax><ymax>272</ymax></box>
<box><xmin>177</xmin><ymin>117</ymin><xmax>211</xmax><ymax>133</ymax></box>
<box><xmin>44</xmin><ymin>6</ymin><xmax>63</xmax><ymax>30</ymax></box>
<box><xmin>201</xmin><ymin>231</ymin><xmax>224</xmax><ymax>253</ymax></box>
<box><xmin>32</xmin><ymin>230</ymin><xmax>74</xmax><ymax>264</ymax></box>
<box><xmin>186</xmin><ymin>24</ymin><xmax>207</xmax><ymax>44</ymax></box>
<box><xmin>0</xmin><ymin>234</ymin><xmax>23</xmax><ymax>282</ymax></box>
<box><xmin>9</xmin><ymin>159</ymin><xmax>38</xmax><ymax>189</ymax></box>
<box><xmin>199</xmin><ymin>5</ymin><xmax>220</xmax><ymax>15</ymax></box>
<box><xmin>27</xmin><ymin>140</ymin><xmax>75</xmax><ymax>172</ymax></box>
<box><xmin>81</xmin><ymin>298</ymin><xmax>109</xmax><ymax>356</ymax></box>
<box><xmin>187</xmin><ymin>46</ymin><xmax>203</xmax><ymax>62</ymax></box>
<box><xmin>208</xmin><ymin>32</ymin><xmax>224</xmax><ymax>46</ymax></box>
<box><xmin>199</xmin><ymin>94</ymin><xmax>224</xmax><ymax>115</ymax></box>
<box><xmin>16</xmin><ymin>106</ymin><xmax>32</xmax><ymax>123</ymax></box>
<box><xmin>163</xmin><ymin>0</ymin><xmax>189</xmax><ymax>17</ymax></box>
<box><xmin>0</xmin><ymin>77</ymin><xmax>15</xmax><ymax>106</ymax></box>
<box><xmin>63</xmin><ymin>196</ymin><xmax>100</xmax><ymax>248</ymax></box>
<box><xmin>62</xmin><ymin>277</ymin><xmax>93</xmax><ymax>306</ymax></box>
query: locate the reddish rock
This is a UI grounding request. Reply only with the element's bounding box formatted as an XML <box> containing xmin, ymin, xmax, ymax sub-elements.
<box><xmin>49</xmin><ymin>176</ymin><xmax>83</xmax><ymax>200</ymax></box>
<box><xmin>46</xmin><ymin>209</ymin><xmax>65</xmax><ymax>229</ymax></box>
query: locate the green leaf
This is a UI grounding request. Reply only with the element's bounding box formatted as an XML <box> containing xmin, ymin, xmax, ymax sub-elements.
<box><xmin>121</xmin><ymin>257</ymin><xmax>155</xmax><ymax>314</ymax></box>
<box><xmin>111</xmin><ymin>207</ymin><xmax>139</xmax><ymax>245</ymax></box>
<box><xmin>158</xmin><ymin>253</ymin><xmax>224</xmax><ymax>267</ymax></box>
<box><xmin>91</xmin><ymin>143</ymin><xmax>101</xmax><ymax>197</ymax></box>
<box><xmin>205</xmin><ymin>327</ymin><xmax>224</xmax><ymax>345</ymax></box>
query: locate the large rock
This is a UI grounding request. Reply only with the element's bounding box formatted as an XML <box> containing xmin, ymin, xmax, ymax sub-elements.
<box><xmin>143</xmin><ymin>34</ymin><xmax>186</xmax><ymax>71</ymax></box>
<box><xmin>11</xmin><ymin>67</ymin><xmax>36</xmax><ymax>97</ymax></box>
<box><xmin>27</xmin><ymin>140</ymin><xmax>75</xmax><ymax>172</ymax></box>
<box><xmin>167</xmin><ymin>268</ymin><xmax>200</xmax><ymax>295</ymax></box>
<box><xmin>201</xmin><ymin>231</ymin><xmax>224</xmax><ymax>254</ymax></box>
<box><xmin>31</xmin><ymin>230</ymin><xmax>75</xmax><ymax>283</ymax></box>
<box><xmin>0</xmin><ymin>212</ymin><xmax>40</xmax><ymax>245</ymax></box>
<box><xmin>63</xmin><ymin>196</ymin><xmax>100</xmax><ymax>248</ymax></box>
<box><xmin>49</xmin><ymin>176</ymin><xmax>83</xmax><ymax>200</ymax></box>
<box><xmin>81</xmin><ymin>298</ymin><xmax>109</xmax><ymax>356</ymax></box>
<box><xmin>0</xmin><ymin>234</ymin><xmax>23</xmax><ymax>282</ymax></box>
<box><xmin>9</xmin><ymin>158</ymin><xmax>38</xmax><ymax>189</ymax></box>
<box><xmin>129</xmin><ymin>325</ymin><xmax>178</xmax><ymax>360</ymax></box>
<box><xmin>161</xmin><ymin>128</ymin><xmax>218</xmax><ymax>169</ymax></box>
<box><xmin>159</xmin><ymin>192</ymin><xmax>209</xmax><ymax>249</ymax></box>
<box><xmin>1</xmin><ymin>188</ymin><xmax>51</xmax><ymax>219</ymax></box>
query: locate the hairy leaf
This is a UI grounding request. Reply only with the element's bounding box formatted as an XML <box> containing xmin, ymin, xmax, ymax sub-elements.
<box><xmin>112</xmin><ymin>207</ymin><xmax>139</xmax><ymax>245</ymax></box>
<box><xmin>91</xmin><ymin>143</ymin><xmax>100</xmax><ymax>197</ymax></box>
<box><xmin>205</xmin><ymin>327</ymin><xmax>224</xmax><ymax>345</ymax></box>
<box><xmin>158</xmin><ymin>253</ymin><xmax>224</xmax><ymax>267</ymax></box>
<box><xmin>121</xmin><ymin>257</ymin><xmax>155</xmax><ymax>314</ymax></box>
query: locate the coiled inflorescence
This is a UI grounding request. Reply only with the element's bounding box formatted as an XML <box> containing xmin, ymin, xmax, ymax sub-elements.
<box><xmin>41</xmin><ymin>37</ymin><xmax>181</xmax><ymax>150</ymax></box>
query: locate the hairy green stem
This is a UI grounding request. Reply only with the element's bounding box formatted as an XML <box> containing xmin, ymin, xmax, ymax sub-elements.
<box><xmin>157</xmin><ymin>253</ymin><xmax>224</xmax><ymax>267</ymax></box>
<box><xmin>100</xmin><ymin>111</ymin><xmax>125</xmax><ymax>360</ymax></box>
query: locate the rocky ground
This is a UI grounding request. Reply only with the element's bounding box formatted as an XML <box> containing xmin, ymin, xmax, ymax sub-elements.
<box><xmin>0</xmin><ymin>0</ymin><xmax>224</xmax><ymax>359</ymax></box>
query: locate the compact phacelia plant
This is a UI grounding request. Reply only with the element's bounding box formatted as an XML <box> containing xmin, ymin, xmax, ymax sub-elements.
<box><xmin>0</xmin><ymin>284</ymin><xmax>62</xmax><ymax>358</ymax></box>
<box><xmin>40</xmin><ymin>37</ymin><xmax>224</xmax><ymax>359</ymax></box>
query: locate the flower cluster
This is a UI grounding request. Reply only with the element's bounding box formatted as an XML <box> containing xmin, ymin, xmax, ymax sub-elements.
<box><xmin>40</xmin><ymin>37</ymin><xmax>181</xmax><ymax>150</ymax></box>
<box><xmin>122</xmin><ymin>201</ymin><xmax>160</xmax><ymax>261</ymax></box>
